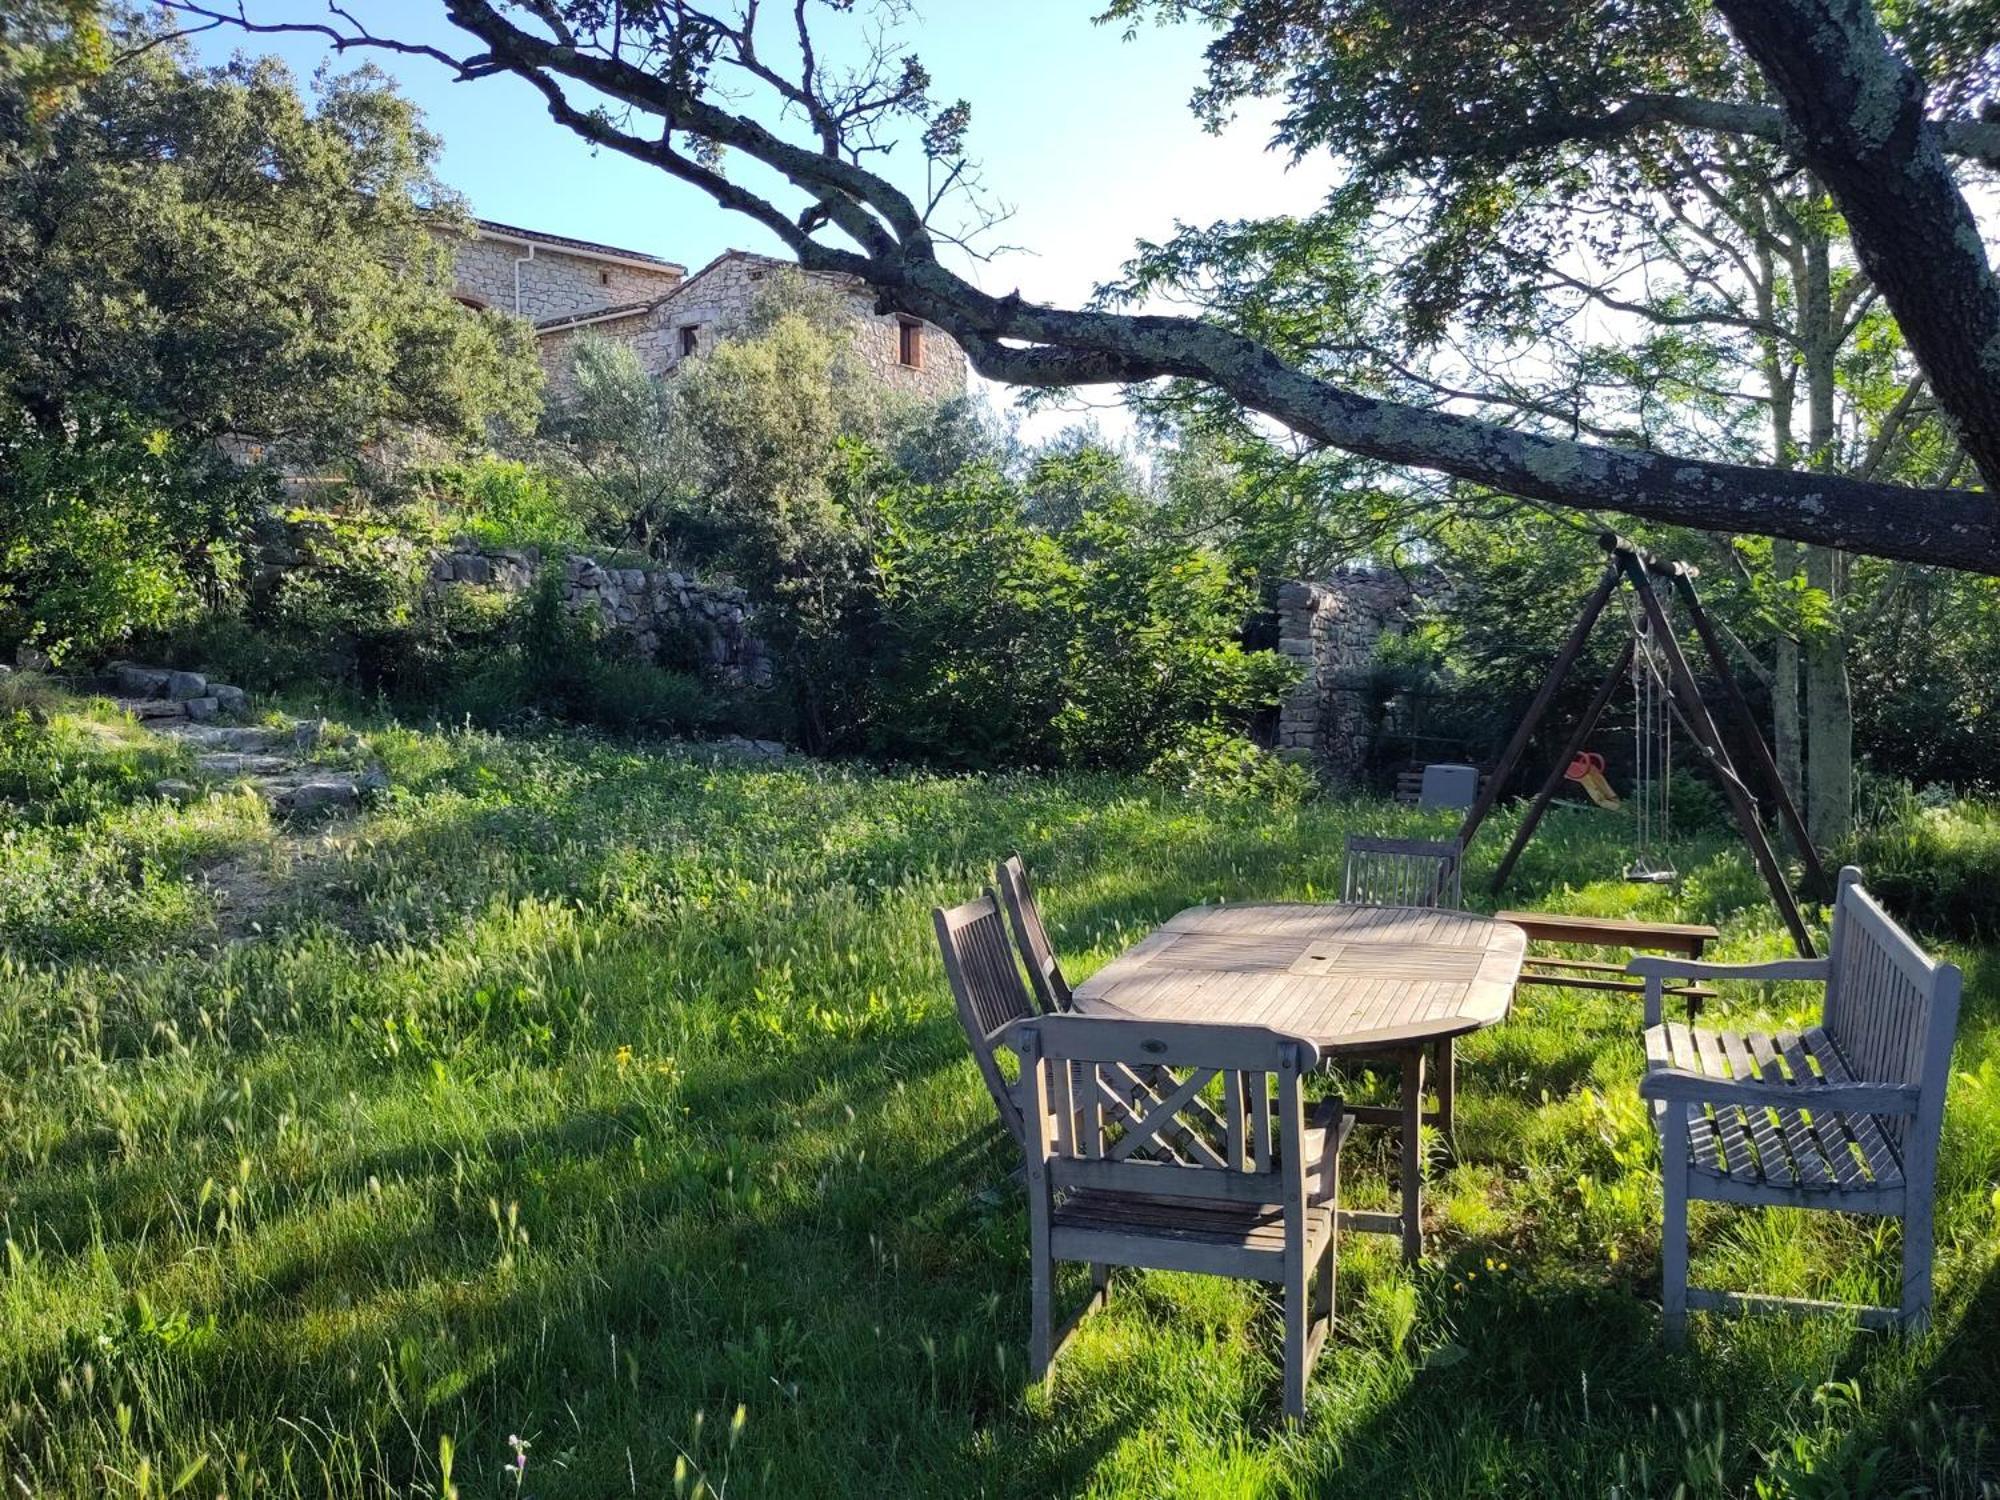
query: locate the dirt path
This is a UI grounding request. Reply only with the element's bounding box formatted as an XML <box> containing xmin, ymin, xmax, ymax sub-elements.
<box><xmin>108</xmin><ymin>672</ymin><xmax>392</xmax><ymax>943</ymax></box>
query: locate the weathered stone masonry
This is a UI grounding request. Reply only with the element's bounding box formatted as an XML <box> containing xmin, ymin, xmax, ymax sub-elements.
<box><xmin>428</xmin><ymin>545</ymin><xmax>772</xmax><ymax>688</ymax></box>
<box><xmin>531</xmin><ymin>249</ymin><xmax>968</xmax><ymax>402</ymax></box>
<box><xmin>436</xmin><ymin>220</ymin><xmax>967</xmax><ymax>403</ymax></box>
<box><xmin>1274</xmin><ymin>569</ymin><xmax>1415</xmax><ymax>783</ymax></box>
<box><xmin>446</xmin><ymin>220</ymin><xmax>686</xmax><ymax>322</ymax></box>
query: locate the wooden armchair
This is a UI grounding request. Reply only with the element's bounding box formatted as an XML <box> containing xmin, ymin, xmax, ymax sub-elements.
<box><xmin>1013</xmin><ymin>1014</ymin><xmax>1352</xmax><ymax>1420</ymax></box>
<box><xmin>1631</xmin><ymin>867</ymin><xmax>1962</xmax><ymax>1335</ymax></box>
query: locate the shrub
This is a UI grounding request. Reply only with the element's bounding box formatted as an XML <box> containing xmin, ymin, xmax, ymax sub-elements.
<box><xmin>862</xmin><ymin>461</ymin><xmax>1297</xmax><ymax>777</ymax></box>
<box><xmin>411</xmin><ymin>457</ymin><xmax>588</xmax><ymax>549</ymax></box>
<box><xmin>438</xmin><ymin>571</ymin><xmax>718</xmax><ymax>736</ymax></box>
<box><xmin>1146</xmin><ymin>726</ymin><xmax>1315</xmax><ymax>804</ymax></box>
<box><xmin>1848</xmin><ymin>797</ymin><xmax>2000</xmax><ymax>940</ymax></box>
<box><xmin>0</xmin><ymin>413</ymin><xmax>263</xmax><ymax>663</ymax></box>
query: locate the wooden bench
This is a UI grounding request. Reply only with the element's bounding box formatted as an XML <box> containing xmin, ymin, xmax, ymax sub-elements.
<box><xmin>1496</xmin><ymin>910</ymin><xmax>1721</xmax><ymax>1014</ymax></box>
<box><xmin>1634</xmin><ymin>866</ymin><xmax>1961</xmax><ymax>1335</ymax></box>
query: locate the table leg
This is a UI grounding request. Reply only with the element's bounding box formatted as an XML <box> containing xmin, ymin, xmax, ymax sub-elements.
<box><xmin>1400</xmin><ymin>1047</ymin><xmax>1426</xmax><ymax>1264</ymax></box>
<box><xmin>1434</xmin><ymin>1036</ymin><xmax>1457</xmax><ymax>1160</ymax></box>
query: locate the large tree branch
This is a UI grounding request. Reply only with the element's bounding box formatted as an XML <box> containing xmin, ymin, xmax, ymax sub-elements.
<box><xmin>161</xmin><ymin>0</ymin><xmax>2000</xmax><ymax>575</ymax></box>
<box><xmin>1712</xmin><ymin>0</ymin><xmax>2000</xmax><ymax>495</ymax></box>
<box><xmin>1392</xmin><ymin>91</ymin><xmax>2000</xmax><ymax>173</ymax></box>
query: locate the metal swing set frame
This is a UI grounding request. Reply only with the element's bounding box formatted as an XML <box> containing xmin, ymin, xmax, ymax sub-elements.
<box><xmin>1455</xmin><ymin>534</ymin><xmax>1830</xmax><ymax>957</ymax></box>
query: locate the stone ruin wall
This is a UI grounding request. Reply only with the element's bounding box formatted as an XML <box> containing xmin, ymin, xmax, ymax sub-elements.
<box><xmin>1273</xmin><ymin>568</ymin><xmax>1416</xmax><ymax>784</ymax></box>
<box><xmin>427</xmin><ymin>546</ymin><xmax>772</xmax><ymax>688</ymax></box>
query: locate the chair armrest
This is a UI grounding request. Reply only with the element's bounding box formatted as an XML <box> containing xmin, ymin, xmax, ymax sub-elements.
<box><xmin>1306</xmin><ymin>1098</ymin><xmax>1352</xmax><ymax>1207</ymax></box>
<box><xmin>1626</xmin><ymin>956</ymin><xmax>1830</xmax><ymax>983</ymax></box>
<box><xmin>1639</xmin><ymin>1067</ymin><xmax>1920</xmax><ymax>1115</ymax></box>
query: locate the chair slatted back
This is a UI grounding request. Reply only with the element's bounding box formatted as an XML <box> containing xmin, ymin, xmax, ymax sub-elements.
<box><xmin>1015</xmin><ymin>1016</ymin><xmax>1315</xmax><ymax>1206</ymax></box>
<box><xmin>1821</xmin><ymin>867</ymin><xmax>1963</xmax><ymax>1156</ymax></box>
<box><xmin>1342</xmin><ymin>835</ymin><xmax>1463</xmax><ymax>909</ymax></box>
<box><xmin>934</xmin><ymin>892</ymin><xmax>1038</xmax><ymax>1148</ymax></box>
<box><xmin>997</xmin><ymin>854</ymin><xmax>1071</xmax><ymax>1013</ymax></box>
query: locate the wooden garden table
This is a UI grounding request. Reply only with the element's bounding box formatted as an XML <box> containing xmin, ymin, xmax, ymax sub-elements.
<box><xmin>1071</xmin><ymin>903</ymin><xmax>1528</xmax><ymax>1262</ymax></box>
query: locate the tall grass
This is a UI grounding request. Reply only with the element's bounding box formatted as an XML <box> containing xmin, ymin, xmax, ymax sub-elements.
<box><xmin>0</xmin><ymin>696</ymin><xmax>1994</xmax><ymax>1496</ymax></box>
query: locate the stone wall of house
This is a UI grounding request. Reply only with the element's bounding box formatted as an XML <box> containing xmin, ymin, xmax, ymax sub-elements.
<box><xmin>534</xmin><ymin>253</ymin><xmax>968</xmax><ymax>401</ymax></box>
<box><xmin>428</xmin><ymin>545</ymin><xmax>771</xmax><ymax>687</ymax></box>
<box><xmin>445</xmin><ymin>231</ymin><xmax>684</xmax><ymax>321</ymax></box>
<box><xmin>1274</xmin><ymin>568</ymin><xmax>1416</xmax><ymax>783</ymax></box>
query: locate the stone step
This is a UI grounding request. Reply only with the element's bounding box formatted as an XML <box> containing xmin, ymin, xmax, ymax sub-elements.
<box><xmin>163</xmin><ymin>724</ymin><xmax>294</xmax><ymax>753</ymax></box>
<box><xmin>195</xmin><ymin>753</ymin><xmax>296</xmax><ymax>777</ymax></box>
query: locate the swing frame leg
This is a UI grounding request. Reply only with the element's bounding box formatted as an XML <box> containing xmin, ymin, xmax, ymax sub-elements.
<box><xmin>1490</xmin><ymin>640</ymin><xmax>1633</xmax><ymax>896</ymax></box>
<box><xmin>1621</xmin><ymin>554</ymin><xmax>1816</xmax><ymax>958</ymax></box>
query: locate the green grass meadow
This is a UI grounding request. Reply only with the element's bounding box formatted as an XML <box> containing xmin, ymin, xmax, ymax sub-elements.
<box><xmin>1</xmin><ymin>691</ymin><xmax>1997</xmax><ymax>1496</ymax></box>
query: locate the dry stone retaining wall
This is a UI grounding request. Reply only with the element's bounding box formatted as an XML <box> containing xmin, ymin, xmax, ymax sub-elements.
<box><xmin>427</xmin><ymin>545</ymin><xmax>772</xmax><ymax>687</ymax></box>
<box><xmin>1274</xmin><ymin>568</ymin><xmax>1416</xmax><ymax>783</ymax></box>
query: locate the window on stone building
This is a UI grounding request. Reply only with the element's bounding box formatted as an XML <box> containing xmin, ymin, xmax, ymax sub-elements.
<box><xmin>898</xmin><ymin>317</ymin><xmax>923</xmax><ymax>369</ymax></box>
<box><xmin>599</xmin><ymin>269</ymin><xmax>611</xmax><ymax>286</ymax></box>
<box><xmin>680</xmin><ymin>325</ymin><xmax>700</xmax><ymax>357</ymax></box>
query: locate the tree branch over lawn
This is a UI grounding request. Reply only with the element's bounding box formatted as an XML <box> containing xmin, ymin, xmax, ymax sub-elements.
<box><xmin>160</xmin><ymin>0</ymin><xmax>2000</xmax><ymax>574</ymax></box>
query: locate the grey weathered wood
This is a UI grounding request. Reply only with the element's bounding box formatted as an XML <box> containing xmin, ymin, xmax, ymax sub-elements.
<box><xmin>1500</xmin><ymin>911</ymin><xmax>1722</xmax><ymax>1020</ymax></box>
<box><xmin>1684</xmin><ymin>1287</ymin><xmax>1901</xmax><ymax>1331</ymax></box>
<box><xmin>1498</xmin><ymin>911</ymin><xmax>1718</xmax><ymax>956</ymax></box>
<box><xmin>1620</xmin><ymin>552</ymin><xmax>1817</xmax><ymax>957</ymax></box>
<box><xmin>997</xmin><ymin>854</ymin><xmax>1072</xmax><ymax>1014</ymax></box>
<box><xmin>1342</xmin><ymin>835</ymin><xmax>1464</xmax><ymax>1152</ymax></box>
<box><xmin>1342</xmin><ymin>835</ymin><xmax>1464</xmax><ymax>910</ymax></box>
<box><xmin>933</xmin><ymin>892</ymin><xmax>1038</xmax><ymax>1157</ymax></box>
<box><xmin>1670</xmin><ymin>566</ymin><xmax>1830</xmax><ymax>898</ymax></box>
<box><xmin>1016</xmin><ymin>1015</ymin><xmax>1351</xmax><ymax>1420</ymax></box>
<box><xmin>1071</xmin><ymin>902</ymin><xmax>1526</xmax><ymax>1262</ymax></box>
<box><xmin>1633</xmin><ymin>866</ymin><xmax>1961</xmax><ymax>1333</ymax></box>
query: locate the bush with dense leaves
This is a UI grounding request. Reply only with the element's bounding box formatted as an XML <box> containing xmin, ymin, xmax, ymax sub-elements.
<box><xmin>1849</xmin><ymin>793</ymin><xmax>2000</xmax><ymax>941</ymax></box>
<box><xmin>860</xmin><ymin>453</ymin><xmax>1296</xmax><ymax>774</ymax></box>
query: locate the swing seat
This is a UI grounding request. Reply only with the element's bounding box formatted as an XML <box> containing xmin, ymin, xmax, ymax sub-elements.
<box><xmin>1623</xmin><ymin>860</ymin><xmax>1678</xmax><ymax>884</ymax></box>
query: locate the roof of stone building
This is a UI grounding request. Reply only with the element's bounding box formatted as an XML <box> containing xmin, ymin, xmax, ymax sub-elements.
<box><xmin>528</xmin><ymin>250</ymin><xmax>803</xmax><ymax>337</ymax></box>
<box><xmin>534</xmin><ymin>298</ymin><xmax>659</xmax><ymax>333</ymax></box>
<box><xmin>473</xmin><ymin>218</ymin><xmax>686</xmax><ymax>272</ymax></box>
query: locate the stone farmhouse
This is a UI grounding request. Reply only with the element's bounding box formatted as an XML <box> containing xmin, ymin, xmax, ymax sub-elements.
<box><xmin>441</xmin><ymin>218</ymin><xmax>968</xmax><ymax>402</ymax></box>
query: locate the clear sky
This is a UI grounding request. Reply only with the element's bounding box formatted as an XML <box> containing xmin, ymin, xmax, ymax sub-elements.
<box><xmin>184</xmin><ymin>2</ymin><xmax>1333</xmax><ymax>438</ymax></box>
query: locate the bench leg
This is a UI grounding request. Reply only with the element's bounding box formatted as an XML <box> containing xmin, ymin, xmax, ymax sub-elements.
<box><xmin>1900</xmin><ymin>1200</ymin><xmax>1934</xmax><ymax>1331</ymax></box>
<box><xmin>1661</xmin><ymin>1104</ymin><xmax>1690</xmax><ymax>1345</ymax></box>
<box><xmin>1028</xmin><ymin>1186</ymin><xmax>1054</xmax><ymax>1380</ymax></box>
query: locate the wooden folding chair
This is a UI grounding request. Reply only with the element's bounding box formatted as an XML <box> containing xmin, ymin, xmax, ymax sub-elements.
<box><xmin>997</xmin><ymin>853</ymin><xmax>1071</xmax><ymax>1013</ymax></box>
<box><xmin>1340</xmin><ymin>834</ymin><xmax>1465</xmax><ymax>1140</ymax></box>
<box><xmin>934</xmin><ymin>891</ymin><xmax>1040</xmax><ymax>1156</ymax></box>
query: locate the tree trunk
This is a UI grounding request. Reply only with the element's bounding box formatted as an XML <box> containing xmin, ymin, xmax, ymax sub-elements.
<box><xmin>1803</xmin><ymin>545</ymin><xmax>1853</xmax><ymax>845</ymax></box>
<box><xmin>1760</xmin><ymin>240</ymin><xmax>1806</xmax><ymax>808</ymax></box>
<box><xmin>1772</xmin><ymin>542</ymin><xmax>1804</xmax><ymax>801</ymax></box>
<box><xmin>1800</xmin><ymin>231</ymin><xmax>1854</xmax><ymax>848</ymax></box>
